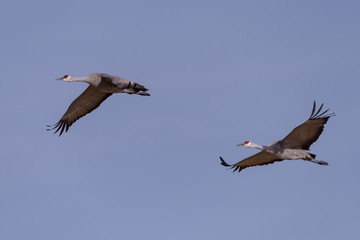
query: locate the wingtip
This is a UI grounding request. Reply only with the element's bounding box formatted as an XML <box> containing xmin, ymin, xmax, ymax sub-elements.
<box><xmin>310</xmin><ymin>101</ymin><xmax>335</xmax><ymax>119</ymax></box>
<box><xmin>46</xmin><ymin>124</ymin><xmax>55</xmax><ymax>131</ymax></box>
<box><xmin>47</xmin><ymin>121</ymin><xmax>68</xmax><ymax>136</ymax></box>
<box><xmin>310</xmin><ymin>101</ymin><xmax>316</xmax><ymax>118</ymax></box>
<box><xmin>220</xmin><ymin>156</ymin><xmax>233</xmax><ymax>167</ymax></box>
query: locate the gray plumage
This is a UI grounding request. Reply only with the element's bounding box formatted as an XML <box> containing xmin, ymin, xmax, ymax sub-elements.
<box><xmin>220</xmin><ymin>101</ymin><xmax>335</xmax><ymax>173</ymax></box>
<box><xmin>47</xmin><ymin>73</ymin><xmax>150</xmax><ymax>136</ymax></box>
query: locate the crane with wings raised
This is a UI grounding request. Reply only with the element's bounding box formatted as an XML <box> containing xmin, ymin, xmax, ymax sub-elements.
<box><xmin>220</xmin><ymin>101</ymin><xmax>335</xmax><ymax>173</ymax></box>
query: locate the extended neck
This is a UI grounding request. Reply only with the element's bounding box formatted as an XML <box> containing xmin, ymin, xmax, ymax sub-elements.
<box><xmin>70</xmin><ymin>76</ymin><xmax>89</xmax><ymax>83</ymax></box>
<box><xmin>249</xmin><ymin>142</ymin><xmax>264</xmax><ymax>150</ymax></box>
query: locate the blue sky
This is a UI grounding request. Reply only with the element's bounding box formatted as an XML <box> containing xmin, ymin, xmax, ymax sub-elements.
<box><xmin>0</xmin><ymin>0</ymin><xmax>359</xmax><ymax>239</ymax></box>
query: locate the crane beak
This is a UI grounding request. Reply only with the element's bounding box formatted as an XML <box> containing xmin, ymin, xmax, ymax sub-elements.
<box><xmin>56</xmin><ymin>77</ymin><xmax>63</xmax><ymax>80</ymax></box>
<box><xmin>236</xmin><ymin>143</ymin><xmax>244</xmax><ymax>146</ymax></box>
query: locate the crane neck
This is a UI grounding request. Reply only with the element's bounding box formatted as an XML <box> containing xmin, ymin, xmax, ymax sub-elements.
<box><xmin>70</xmin><ymin>76</ymin><xmax>90</xmax><ymax>83</ymax></box>
<box><xmin>249</xmin><ymin>142</ymin><xmax>264</xmax><ymax>150</ymax></box>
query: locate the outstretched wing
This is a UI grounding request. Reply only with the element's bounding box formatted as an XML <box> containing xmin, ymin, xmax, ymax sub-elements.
<box><xmin>47</xmin><ymin>85</ymin><xmax>112</xmax><ymax>136</ymax></box>
<box><xmin>280</xmin><ymin>101</ymin><xmax>335</xmax><ymax>150</ymax></box>
<box><xmin>220</xmin><ymin>151</ymin><xmax>283</xmax><ymax>173</ymax></box>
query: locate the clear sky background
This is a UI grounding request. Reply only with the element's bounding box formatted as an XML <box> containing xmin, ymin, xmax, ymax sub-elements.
<box><xmin>0</xmin><ymin>0</ymin><xmax>359</xmax><ymax>239</ymax></box>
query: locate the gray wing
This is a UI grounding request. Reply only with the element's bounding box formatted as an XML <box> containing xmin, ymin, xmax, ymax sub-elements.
<box><xmin>280</xmin><ymin>101</ymin><xmax>335</xmax><ymax>150</ymax></box>
<box><xmin>220</xmin><ymin>151</ymin><xmax>283</xmax><ymax>173</ymax></box>
<box><xmin>47</xmin><ymin>85</ymin><xmax>112</xmax><ymax>136</ymax></box>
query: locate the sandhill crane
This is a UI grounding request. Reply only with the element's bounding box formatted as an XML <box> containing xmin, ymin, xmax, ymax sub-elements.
<box><xmin>47</xmin><ymin>73</ymin><xmax>150</xmax><ymax>136</ymax></box>
<box><xmin>220</xmin><ymin>101</ymin><xmax>335</xmax><ymax>173</ymax></box>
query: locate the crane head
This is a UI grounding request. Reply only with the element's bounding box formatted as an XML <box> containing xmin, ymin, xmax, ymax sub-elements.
<box><xmin>56</xmin><ymin>75</ymin><xmax>72</xmax><ymax>82</ymax></box>
<box><xmin>237</xmin><ymin>141</ymin><xmax>252</xmax><ymax>147</ymax></box>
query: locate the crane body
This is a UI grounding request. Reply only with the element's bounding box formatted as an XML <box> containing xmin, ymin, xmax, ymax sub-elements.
<box><xmin>220</xmin><ymin>102</ymin><xmax>334</xmax><ymax>173</ymax></box>
<box><xmin>47</xmin><ymin>73</ymin><xmax>150</xmax><ymax>136</ymax></box>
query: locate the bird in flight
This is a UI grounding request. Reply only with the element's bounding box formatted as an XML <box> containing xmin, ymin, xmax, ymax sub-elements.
<box><xmin>47</xmin><ymin>73</ymin><xmax>150</xmax><ymax>136</ymax></box>
<box><xmin>220</xmin><ymin>101</ymin><xmax>335</xmax><ymax>173</ymax></box>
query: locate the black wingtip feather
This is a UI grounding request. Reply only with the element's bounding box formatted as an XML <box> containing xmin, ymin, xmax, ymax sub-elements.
<box><xmin>220</xmin><ymin>157</ymin><xmax>241</xmax><ymax>172</ymax></box>
<box><xmin>220</xmin><ymin>156</ymin><xmax>233</xmax><ymax>167</ymax></box>
<box><xmin>59</xmin><ymin>123</ymin><xmax>66</xmax><ymax>136</ymax></box>
<box><xmin>314</xmin><ymin>103</ymin><xmax>324</xmax><ymax>117</ymax></box>
<box><xmin>46</xmin><ymin>120</ymin><xmax>70</xmax><ymax>136</ymax></box>
<box><xmin>310</xmin><ymin>101</ymin><xmax>316</xmax><ymax>118</ymax></box>
<box><xmin>316</xmin><ymin>108</ymin><xmax>329</xmax><ymax>118</ymax></box>
<box><xmin>310</xmin><ymin>101</ymin><xmax>335</xmax><ymax>120</ymax></box>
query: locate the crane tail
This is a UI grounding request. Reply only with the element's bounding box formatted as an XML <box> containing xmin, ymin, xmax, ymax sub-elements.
<box><xmin>137</xmin><ymin>92</ymin><xmax>150</xmax><ymax>96</ymax></box>
<box><xmin>318</xmin><ymin>160</ymin><xmax>329</xmax><ymax>165</ymax></box>
<box><xmin>129</xmin><ymin>82</ymin><xmax>148</xmax><ymax>92</ymax></box>
<box><xmin>307</xmin><ymin>153</ymin><xmax>328</xmax><ymax>165</ymax></box>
